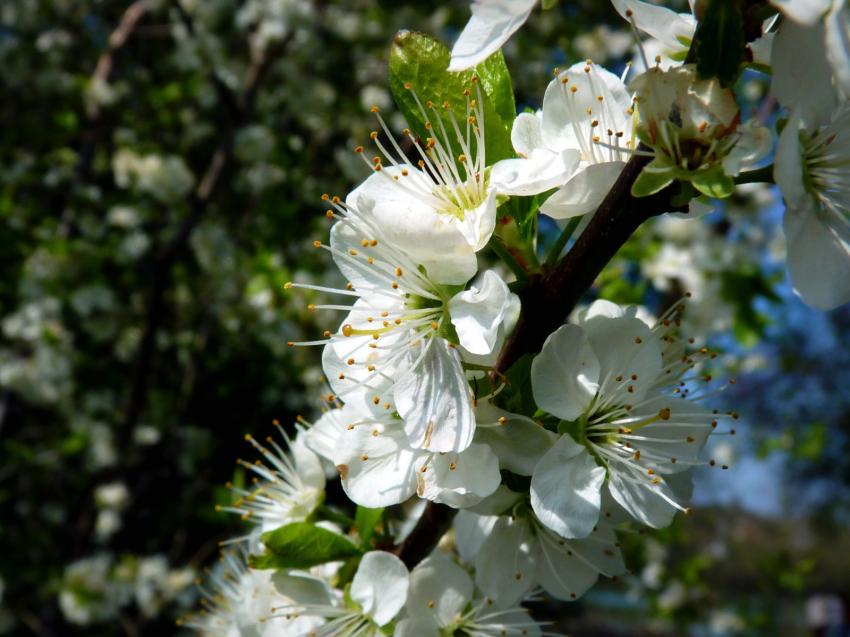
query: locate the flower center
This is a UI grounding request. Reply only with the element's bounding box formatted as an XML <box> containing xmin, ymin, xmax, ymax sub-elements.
<box><xmin>804</xmin><ymin>104</ymin><xmax>850</xmax><ymax>221</ymax></box>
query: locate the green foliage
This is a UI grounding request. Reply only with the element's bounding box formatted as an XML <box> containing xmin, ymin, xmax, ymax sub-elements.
<box><xmin>354</xmin><ymin>506</ymin><xmax>385</xmax><ymax>548</ymax></box>
<box><xmin>250</xmin><ymin>522</ymin><xmax>364</xmax><ymax>570</ymax></box>
<box><xmin>720</xmin><ymin>266</ymin><xmax>780</xmax><ymax>346</ymax></box>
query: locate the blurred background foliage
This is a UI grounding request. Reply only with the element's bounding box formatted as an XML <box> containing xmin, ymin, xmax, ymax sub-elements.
<box><xmin>0</xmin><ymin>0</ymin><xmax>847</xmax><ymax>635</ymax></box>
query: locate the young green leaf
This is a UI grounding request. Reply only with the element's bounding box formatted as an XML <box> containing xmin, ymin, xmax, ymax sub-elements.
<box><xmin>388</xmin><ymin>30</ymin><xmax>515</xmax><ymax>164</ymax></box>
<box><xmin>249</xmin><ymin>522</ymin><xmax>363</xmax><ymax>570</ymax></box>
<box><xmin>691</xmin><ymin>164</ymin><xmax>735</xmax><ymax>198</ymax></box>
<box><xmin>631</xmin><ymin>160</ymin><xmax>676</xmax><ymax>197</ymax></box>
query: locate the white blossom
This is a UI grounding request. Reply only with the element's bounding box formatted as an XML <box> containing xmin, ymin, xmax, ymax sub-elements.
<box><xmin>180</xmin><ymin>551</ymin><xmax>328</xmax><ymax>636</ymax></box>
<box><xmin>455</xmin><ymin>499</ymin><xmax>626</xmax><ymax>608</ymax></box>
<box><xmin>529</xmin><ymin>300</ymin><xmax>724</xmax><ymax>535</ymax></box>
<box><xmin>304</xmin><ymin>405</ymin><xmax>501</xmax><ymax>509</ymax></box>
<box><xmin>775</xmin><ymin>103</ymin><xmax>850</xmax><ymax>309</ymax></box>
<box><xmin>396</xmin><ymin>553</ymin><xmax>543</xmax><ymax>636</ymax></box>
<box><xmin>351</xmin><ymin>84</ymin><xmax>497</xmax><ymax>285</ymax></box>
<box><xmin>289</xmin><ymin>195</ymin><xmax>516</xmax><ymax>453</ymax></box>
<box><xmin>219</xmin><ymin>429</ymin><xmax>325</xmax><ymax>535</ymax></box>
<box><xmin>273</xmin><ymin>551</ymin><xmax>409</xmax><ymax>637</ymax></box>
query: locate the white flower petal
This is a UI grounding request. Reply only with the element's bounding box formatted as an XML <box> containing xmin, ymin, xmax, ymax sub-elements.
<box><xmin>784</xmin><ymin>201</ymin><xmax>850</xmax><ymax>310</ymax></box>
<box><xmin>579</xmin><ymin>314</ymin><xmax>662</xmax><ymax>406</ymax></box>
<box><xmin>395</xmin><ymin>617</ymin><xmax>441</xmax><ymax>637</ymax></box>
<box><xmin>475</xmin><ymin>516</ymin><xmax>537</xmax><ymax>607</ymax></box>
<box><xmin>531</xmin><ymin>324</ymin><xmax>600</xmax><ymax>421</ymax></box>
<box><xmin>825</xmin><ymin>1</ymin><xmax>850</xmax><ymax>96</ymax></box>
<box><xmin>350</xmin><ymin>171</ymin><xmax>479</xmax><ymax>285</ymax></box>
<box><xmin>774</xmin><ymin>112</ymin><xmax>807</xmax><ymax>208</ymax></box>
<box><xmin>773</xmin><ymin>0</ymin><xmax>831</xmax><ymax>25</ymax></box>
<box><xmin>407</xmin><ymin>554</ymin><xmax>473</xmax><ymax>627</ymax></box>
<box><xmin>454</xmin><ymin>511</ymin><xmax>498</xmax><ymax>563</ymax></box>
<box><xmin>490</xmin><ymin>148</ymin><xmax>581</xmax><ymax>196</ymax></box>
<box><xmin>722</xmin><ymin>121</ymin><xmax>772</xmax><ymax>177</ymax></box>
<box><xmin>534</xmin><ymin>527</ymin><xmax>602</xmax><ymax>601</ymax></box>
<box><xmin>304</xmin><ymin>407</ymin><xmax>349</xmax><ymax>462</ymax></box>
<box><xmin>475</xmin><ymin>403</ymin><xmax>558</xmax><ymax>476</ymax></box>
<box><xmin>449</xmin><ymin>270</ymin><xmax>517</xmax><ymax>356</ymax></box>
<box><xmin>333</xmin><ymin>424</ymin><xmax>420</xmax><ymax>508</ymax></box>
<box><xmin>396</xmin><ymin>339</ymin><xmax>476</xmax><ymax>453</ymax></box>
<box><xmin>448</xmin><ymin>0</ymin><xmax>537</xmax><ymax>72</ymax></box>
<box><xmin>465</xmin><ymin>484</ymin><xmax>524</xmax><ymax>515</ymax></box>
<box><xmin>539</xmin><ymin>162</ymin><xmax>625</xmax><ymax>219</ymax></box>
<box><xmin>420</xmin><ymin>443</ymin><xmax>501</xmax><ymax>508</ymax></box>
<box><xmin>271</xmin><ymin>571</ymin><xmax>335</xmax><ymax>607</ymax></box>
<box><xmin>530</xmin><ymin>435</ymin><xmax>605</xmax><ymax>539</ymax></box>
<box><xmin>291</xmin><ymin>434</ymin><xmax>326</xmax><ymax>491</ymax></box>
<box><xmin>541</xmin><ymin>63</ymin><xmax>631</xmax><ymax>155</ymax></box>
<box><xmin>607</xmin><ymin>470</ymin><xmax>679</xmax><ymax>528</ymax></box>
<box><xmin>456</xmin><ymin>188</ymin><xmax>499</xmax><ymax>252</ymax></box>
<box><xmin>565</xmin><ymin>524</ymin><xmax>627</xmax><ymax>579</ymax></box>
<box><xmin>771</xmin><ymin>19</ymin><xmax>836</xmax><ymax>126</ymax></box>
<box><xmin>510</xmin><ymin>111</ymin><xmax>545</xmax><ymax>157</ymax></box>
<box><xmin>351</xmin><ymin>551</ymin><xmax>409</xmax><ymax>626</ymax></box>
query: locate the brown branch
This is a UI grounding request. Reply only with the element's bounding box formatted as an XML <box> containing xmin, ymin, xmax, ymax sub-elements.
<box><xmin>59</xmin><ymin>0</ymin><xmax>154</xmax><ymax>238</ymax></box>
<box><xmin>494</xmin><ymin>151</ymin><xmax>685</xmax><ymax>373</ymax></box>
<box><xmin>396</xmin><ymin>501</ymin><xmax>458</xmax><ymax>568</ymax></box>
<box><xmin>88</xmin><ymin>0</ymin><xmax>156</xmax><ymax>118</ymax></box>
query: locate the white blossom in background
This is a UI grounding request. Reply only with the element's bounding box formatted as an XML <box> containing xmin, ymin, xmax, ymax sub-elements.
<box><xmin>396</xmin><ymin>553</ymin><xmax>543</xmax><ymax>636</ymax></box>
<box><xmin>59</xmin><ymin>554</ymin><xmax>127</xmax><ymax>625</ymax></box>
<box><xmin>529</xmin><ymin>300</ymin><xmax>724</xmax><ymax>535</ymax></box>
<box><xmin>448</xmin><ymin>0</ymin><xmax>537</xmax><ymax>71</ymax></box>
<box><xmin>775</xmin><ymin>102</ymin><xmax>850</xmax><ymax>310</ymax></box>
<box><xmin>111</xmin><ymin>149</ymin><xmax>194</xmax><ymax>204</ymax></box>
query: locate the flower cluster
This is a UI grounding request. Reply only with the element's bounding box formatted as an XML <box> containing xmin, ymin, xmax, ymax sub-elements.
<box><xmin>183</xmin><ymin>0</ymin><xmax>850</xmax><ymax>634</ymax></box>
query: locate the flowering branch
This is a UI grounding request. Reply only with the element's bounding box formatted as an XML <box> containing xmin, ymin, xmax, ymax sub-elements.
<box><xmin>393</xmin><ymin>152</ymin><xmax>685</xmax><ymax>567</ymax></box>
<box><xmin>495</xmin><ymin>151</ymin><xmax>685</xmax><ymax>374</ymax></box>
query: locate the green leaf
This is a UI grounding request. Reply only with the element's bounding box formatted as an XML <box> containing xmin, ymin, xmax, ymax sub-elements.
<box><xmin>631</xmin><ymin>160</ymin><xmax>675</xmax><ymax>197</ymax></box>
<box><xmin>691</xmin><ymin>164</ymin><xmax>735</xmax><ymax>198</ymax></box>
<box><xmin>354</xmin><ymin>506</ymin><xmax>384</xmax><ymax>548</ymax></box>
<box><xmin>541</xmin><ymin>0</ymin><xmax>558</xmax><ymax>9</ymax></box>
<box><xmin>695</xmin><ymin>0</ymin><xmax>745</xmax><ymax>87</ymax></box>
<box><xmin>249</xmin><ymin>522</ymin><xmax>363</xmax><ymax>570</ymax></box>
<box><xmin>388</xmin><ymin>31</ymin><xmax>515</xmax><ymax>164</ymax></box>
